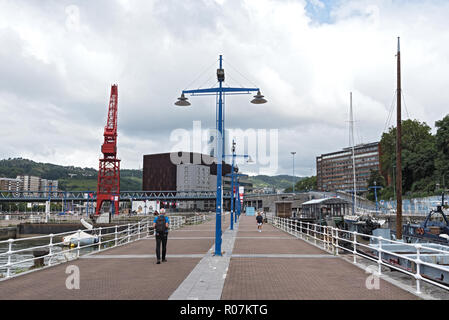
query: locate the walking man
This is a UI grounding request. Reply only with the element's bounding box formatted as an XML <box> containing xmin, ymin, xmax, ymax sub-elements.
<box><xmin>256</xmin><ymin>211</ymin><xmax>263</xmax><ymax>232</ymax></box>
<box><xmin>153</xmin><ymin>208</ymin><xmax>170</xmax><ymax>264</ymax></box>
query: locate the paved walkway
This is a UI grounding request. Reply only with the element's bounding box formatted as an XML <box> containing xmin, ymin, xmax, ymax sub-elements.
<box><xmin>0</xmin><ymin>214</ymin><xmax>418</xmax><ymax>300</ymax></box>
<box><xmin>222</xmin><ymin>216</ymin><xmax>417</xmax><ymax>300</ymax></box>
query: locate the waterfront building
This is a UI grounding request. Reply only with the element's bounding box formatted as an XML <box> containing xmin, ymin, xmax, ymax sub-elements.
<box><xmin>316</xmin><ymin>142</ymin><xmax>381</xmax><ymax>194</ymax></box>
<box><xmin>0</xmin><ymin>177</ymin><xmax>22</xmax><ymax>191</ymax></box>
<box><xmin>142</xmin><ymin>152</ymin><xmax>253</xmax><ymax>210</ymax></box>
<box><xmin>16</xmin><ymin>175</ymin><xmax>58</xmax><ymax>194</ymax></box>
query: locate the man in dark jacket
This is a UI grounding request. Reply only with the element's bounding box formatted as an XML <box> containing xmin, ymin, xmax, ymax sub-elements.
<box><xmin>256</xmin><ymin>211</ymin><xmax>264</xmax><ymax>232</ymax></box>
<box><xmin>153</xmin><ymin>208</ymin><xmax>170</xmax><ymax>264</ymax></box>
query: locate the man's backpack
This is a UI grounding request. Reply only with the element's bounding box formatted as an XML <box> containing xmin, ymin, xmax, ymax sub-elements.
<box><xmin>155</xmin><ymin>216</ymin><xmax>167</xmax><ymax>234</ymax></box>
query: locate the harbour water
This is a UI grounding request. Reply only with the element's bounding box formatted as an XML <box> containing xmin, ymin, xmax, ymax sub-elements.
<box><xmin>0</xmin><ymin>237</ymin><xmax>98</xmax><ymax>278</ymax></box>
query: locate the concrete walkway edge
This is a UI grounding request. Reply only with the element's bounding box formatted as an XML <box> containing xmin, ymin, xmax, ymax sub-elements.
<box><xmin>169</xmin><ymin>220</ymin><xmax>239</xmax><ymax>300</ymax></box>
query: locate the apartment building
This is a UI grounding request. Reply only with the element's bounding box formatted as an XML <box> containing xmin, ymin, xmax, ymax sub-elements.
<box><xmin>316</xmin><ymin>142</ymin><xmax>381</xmax><ymax>193</ymax></box>
<box><xmin>16</xmin><ymin>175</ymin><xmax>58</xmax><ymax>193</ymax></box>
<box><xmin>0</xmin><ymin>177</ymin><xmax>22</xmax><ymax>191</ymax></box>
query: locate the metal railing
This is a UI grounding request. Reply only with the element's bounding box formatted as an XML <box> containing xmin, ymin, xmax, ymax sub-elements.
<box><xmin>270</xmin><ymin>216</ymin><xmax>449</xmax><ymax>294</ymax></box>
<box><xmin>185</xmin><ymin>214</ymin><xmax>209</xmax><ymax>225</ymax></box>
<box><xmin>0</xmin><ymin>216</ymin><xmax>186</xmax><ymax>280</ymax></box>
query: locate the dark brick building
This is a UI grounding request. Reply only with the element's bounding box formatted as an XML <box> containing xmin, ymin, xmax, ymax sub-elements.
<box><xmin>142</xmin><ymin>152</ymin><xmax>233</xmax><ymax>191</ymax></box>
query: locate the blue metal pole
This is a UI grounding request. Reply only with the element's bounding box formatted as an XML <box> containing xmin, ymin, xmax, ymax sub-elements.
<box><xmin>230</xmin><ymin>154</ymin><xmax>235</xmax><ymax>230</ymax></box>
<box><xmin>215</xmin><ymin>55</ymin><xmax>224</xmax><ymax>256</ymax></box>
<box><xmin>236</xmin><ymin>178</ymin><xmax>240</xmax><ymax>220</ymax></box>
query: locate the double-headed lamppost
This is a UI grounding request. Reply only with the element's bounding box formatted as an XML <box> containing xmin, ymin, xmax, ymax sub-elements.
<box><xmin>175</xmin><ymin>55</ymin><xmax>266</xmax><ymax>256</ymax></box>
<box><xmin>225</xmin><ymin>140</ymin><xmax>252</xmax><ymax>231</ymax></box>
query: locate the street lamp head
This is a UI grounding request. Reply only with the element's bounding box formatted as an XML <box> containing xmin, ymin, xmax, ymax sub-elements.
<box><xmin>174</xmin><ymin>93</ymin><xmax>191</xmax><ymax>106</ymax></box>
<box><xmin>251</xmin><ymin>90</ymin><xmax>267</xmax><ymax>104</ymax></box>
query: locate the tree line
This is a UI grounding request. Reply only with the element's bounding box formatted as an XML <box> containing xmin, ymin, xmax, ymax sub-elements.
<box><xmin>367</xmin><ymin>115</ymin><xmax>449</xmax><ymax>201</ymax></box>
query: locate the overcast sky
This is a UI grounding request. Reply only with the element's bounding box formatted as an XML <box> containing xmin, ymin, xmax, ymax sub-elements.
<box><xmin>1</xmin><ymin>0</ymin><xmax>449</xmax><ymax>176</ymax></box>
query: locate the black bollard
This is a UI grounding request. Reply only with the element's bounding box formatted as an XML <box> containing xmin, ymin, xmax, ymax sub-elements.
<box><xmin>32</xmin><ymin>249</ymin><xmax>49</xmax><ymax>268</ymax></box>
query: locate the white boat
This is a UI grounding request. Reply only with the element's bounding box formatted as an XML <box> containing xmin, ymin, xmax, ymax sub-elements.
<box><xmin>62</xmin><ymin>219</ymin><xmax>98</xmax><ymax>246</ymax></box>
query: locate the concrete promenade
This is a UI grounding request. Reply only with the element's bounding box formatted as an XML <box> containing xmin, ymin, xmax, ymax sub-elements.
<box><xmin>0</xmin><ymin>214</ymin><xmax>418</xmax><ymax>300</ymax></box>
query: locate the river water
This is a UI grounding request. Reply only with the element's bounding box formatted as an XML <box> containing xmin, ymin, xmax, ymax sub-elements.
<box><xmin>0</xmin><ymin>237</ymin><xmax>99</xmax><ymax>278</ymax></box>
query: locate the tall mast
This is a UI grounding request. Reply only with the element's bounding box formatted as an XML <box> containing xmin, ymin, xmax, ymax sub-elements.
<box><xmin>350</xmin><ymin>92</ymin><xmax>357</xmax><ymax>214</ymax></box>
<box><xmin>396</xmin><ymin>37</ymin><xmax>403</xmax><ymax>240</ymax></box>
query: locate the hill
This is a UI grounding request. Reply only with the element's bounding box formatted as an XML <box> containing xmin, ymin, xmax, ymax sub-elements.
<box><xmin>247</xmin><ymin>174</ymin><xmax>304</xmax><ymax>190</ymax></box>
<box><xmin>0</xmin><ymin>158</ymin><xmax>142</xmax><ymax>191</ymax></box>
<box><xmin>0</xmin><ymin>158</ymin><xmax>304</xmax><ymax>192</ymax></box>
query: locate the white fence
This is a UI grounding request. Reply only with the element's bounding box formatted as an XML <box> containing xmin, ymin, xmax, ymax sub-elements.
<box><xmin>0</xmin><ymin>215</ymin><xmax>188</xmax><ymax>280</ymax></box>
<box><xmin>270</xmin><ymin>216</ymin><xmax>449</xmax><ymax>294</ymax></box>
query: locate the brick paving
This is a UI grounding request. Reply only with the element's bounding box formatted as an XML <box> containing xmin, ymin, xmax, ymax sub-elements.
<box><xmin>0</xmin><ymin>213</ymin><xmax>420</xmax><ymax>300</ymax></box>
<box><xmin>221</xmin><ymin>215</ymin><xmax>419</xmax><ymax>300</ymax></box>
<box><xmin>0</xmin><ymin>215</ymin><xmax>228</xmax><ymax>300</ymax></box>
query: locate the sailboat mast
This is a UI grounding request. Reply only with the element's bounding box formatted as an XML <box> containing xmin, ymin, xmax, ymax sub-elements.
<box><xmin>350</xmin><ymin>92</ymin><xmax>357</xmax><ymax>214</ymax></box>
<box><xmin>396</xmin><ymin>37</ymin><xmax>403</xmax><ymax>240</ymax></box>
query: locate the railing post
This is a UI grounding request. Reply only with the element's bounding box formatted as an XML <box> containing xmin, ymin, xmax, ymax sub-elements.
<box><xmin>295</xmin><ymin>220</ymin><xmax>299</xmax><ymax>237</ymax></box>
<box><xmin>127</xmin><ymin>223</ymin><xmax>130</xmax><ymax>243</ymax></box>
<box><xmin>138</xmin><ymin>222</ymin><xmax>141</xmax><ymax>240</ymax></box>
<box><xmin>314</xmin><ymin>224</ymin><xmax>317</xmax><ymax>244</ymax></box>
<box><xmin>353</xmin><ymin>231</ymin><xmax>357</xmax><ymax>263</ymax></box>
<box><xmin>299</xmin><ymin>220</ymin><xmax>303</xmax><ymax>239</ymax></box>
<box><xmin>98</xmin><ymin>227</ymin><xmax>102</xmax><ymax>251</ymax></box>
<box><xmin>335</xmin><ymin>228</ymin><xmax>339</xmax><ymax>256</ymax></box>
<box><xmin>305</xmin><ymin>221</ymin><xmax>309</xmax><ymax>239</ymax></box>
<box><xmin>77</xmin><ymin>230</ymin><xmax>81</xmax><ymax>258</ymax></box>
<box><xmin>146</xmin><ymin>220</ymin><xmax>149</xmax><ymax>237</ymax></box>
<box><xmin>329</xmin><ymin>227</ymin><xmax>332</xmax><ymax>251</ymax></box>
<box><xmin>114</xmin><ymin>225</ymin><xmax>118</xmax><ymax>246</ymax></box>
<box><xmin>48</xmin><ymin>234</ymin><xmax>54</xmax><ymax>266</ymax></box>
<box><xmin>415</xmin><ymin>244</ymin><xmax>422</xmax><ymax>294</ymax></box>
<box><xmin>377</xmin><ymin>236</ymin><xmax>382</xmax><ymax>275</ymax></box>
<box><xmin>6</xmin><ymin>238</ymin><xmax>13</xmax><ymax>278</ymax></box>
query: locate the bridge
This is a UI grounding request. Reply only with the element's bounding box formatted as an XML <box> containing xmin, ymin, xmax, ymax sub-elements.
<box><xmin>1</xmin><ymin>213</ymin><xmax>446</xmax><ymax>303</ymax></box>
<box><xmin>0</xmin><ymin>190</ymin><xmax>232</xmax><ymax>202</ymax></box>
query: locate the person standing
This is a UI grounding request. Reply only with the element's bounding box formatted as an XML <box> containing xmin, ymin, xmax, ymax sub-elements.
<box><xmin>256</xmin><ymin>211</ymin><xmax>263</xmax><ymax>232</ymax></box>
<box><xmin>153</xmin><ymin>208</ymin><xmax>170</xmax><ymax>264</ymax></box>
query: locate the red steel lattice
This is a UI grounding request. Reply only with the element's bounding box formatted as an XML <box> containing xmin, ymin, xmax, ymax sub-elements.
<box><xmin>96</xmin><ymin>84</ymin><xmax>120</xmax><ymax>215</ymax></box>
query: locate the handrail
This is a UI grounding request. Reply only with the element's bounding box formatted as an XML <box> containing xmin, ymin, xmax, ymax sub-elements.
<box><xmin>0</xmin><ymin>215</ymin><xmax>211</xmax><ymax>280</ymax></box>
<box><xmin>270</xmin><ymin>216</ymin><xmax>449</xmax><ymax>294</ymax></box>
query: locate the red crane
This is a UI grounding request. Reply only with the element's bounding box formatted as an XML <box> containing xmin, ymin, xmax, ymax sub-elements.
<box><xmin>95</xmin><ymin>84</ymin><xmax>120</xmax><ymax>216</ymax></box>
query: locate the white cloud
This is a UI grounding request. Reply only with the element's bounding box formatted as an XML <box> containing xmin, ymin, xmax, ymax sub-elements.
<box><xmin>1</xmin><ymin>0</ymin><xmax>449</xmax><ymax>176</ymax></box>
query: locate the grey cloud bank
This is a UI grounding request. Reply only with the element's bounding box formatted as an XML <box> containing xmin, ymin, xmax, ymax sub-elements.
<box><xmin>1</xmin><ymin>0</ymin><xmax>449</xmax><ymax>175</ymax></box>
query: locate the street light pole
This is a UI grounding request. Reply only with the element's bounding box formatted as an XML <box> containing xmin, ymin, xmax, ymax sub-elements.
<box><xmin>291</xmin><ymin>151</ymin><xmax>296</xmax><ymax>193</ymax></box>
<box><xmin>369</xmin><ymin>181</ymin><xmax>383</xmax><ymax>214</ymax></box>
<box><xmin>225</xmin><ymin>140</ymin><xmax>251</xmax><ymax>231</ymax></box>
<box><xmin>175</xmin><ymin>55</ymin><xmax>266</xmax><ymax>256</ymax></box>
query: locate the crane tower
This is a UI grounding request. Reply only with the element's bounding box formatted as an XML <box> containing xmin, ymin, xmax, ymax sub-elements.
<box><xmin>95</xmin><ymin>84</ymin><xmax>120</xmax><ymax>215</ymax></box>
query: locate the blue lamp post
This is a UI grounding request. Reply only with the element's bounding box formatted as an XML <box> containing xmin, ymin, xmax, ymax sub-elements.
<box><xmin>224</xmin><ymin>140</ymin><xmax>251</xmax><ymax>230</ymax></box>
<box><xmin>234</xmin><ymin>173</ymin><xmax>247</xmax><ymax>221</ymax></box>
<box><xmin>369</xmin><ymin>181</ymin><xmax>383</xmax><ymax>214</ymax></box>
<box><xmin>175</xmin><ymin>55</ymin><xmax>266</xmax><ymax>256</ymax></box>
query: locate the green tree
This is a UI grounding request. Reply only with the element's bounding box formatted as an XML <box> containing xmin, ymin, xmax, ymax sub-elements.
<box><xmin>285</xmin><ymin>176</ymin><xmax>317</xmax><ymax>192</ymax></box>
<box><xmin>435</xmin><ymin>115</ymin><xmax>449</xmax><ymax>189</ymax></box>
<box><xmin>380</xmin><ymin>119</ymin><xmax>436</xmax><ymax>194</ymax></box>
